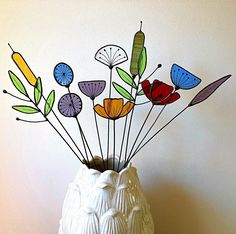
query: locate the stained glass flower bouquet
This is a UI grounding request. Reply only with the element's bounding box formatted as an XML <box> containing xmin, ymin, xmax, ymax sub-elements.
<box><xmin>4</xmin><ymin>22</ymin><xmax>231</xmax><ymax>234</ymax></box>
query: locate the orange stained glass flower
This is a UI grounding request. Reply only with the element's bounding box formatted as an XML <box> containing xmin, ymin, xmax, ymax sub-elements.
<box><xmin>94</xmin><ymin>98</ymin><xmax>134</xmax><ymax>120</ymax></box>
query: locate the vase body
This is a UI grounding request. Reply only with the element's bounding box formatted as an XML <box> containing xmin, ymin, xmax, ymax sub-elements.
<box><xmin>58</xmin><ymin>162</ymin><xmax>154</xmax><ymax>234</ymax></box>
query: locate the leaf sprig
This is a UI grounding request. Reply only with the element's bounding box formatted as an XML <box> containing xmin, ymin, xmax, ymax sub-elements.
<box><xmin>8</xmin><ymin>71</ymin><xmax>55</xmax><ymax>117</ymax></box>
<box><xmin>113</xmin><ymin>47</ymin><xmax>147</xmax><ymax>102</ymax></box>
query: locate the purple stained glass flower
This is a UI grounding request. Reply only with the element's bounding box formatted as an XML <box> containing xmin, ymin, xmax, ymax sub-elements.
<box><xmin>78</xmin><ymin>80</ymin><xmax>106</xmax><ymax>100</ymax></box>
<box><xmin>58</xmin><ymin>93</ymin><xmax>82</xmax><ymax>117</ymax></box>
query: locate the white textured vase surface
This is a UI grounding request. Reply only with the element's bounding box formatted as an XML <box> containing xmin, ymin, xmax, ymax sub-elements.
<box><xmin>58</xmin><ymin>161</ymin><xmax>154</xmax><ymax>234</ymax></box>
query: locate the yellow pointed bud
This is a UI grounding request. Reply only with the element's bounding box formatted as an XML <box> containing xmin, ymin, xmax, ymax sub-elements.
<box><xmin>11</xmin><ymin>51</ymin><xmax>37</xmax><ymax>86</ymax></box>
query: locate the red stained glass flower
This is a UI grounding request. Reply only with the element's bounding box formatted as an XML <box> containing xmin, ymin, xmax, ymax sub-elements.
<box><xmin>141</xmin><ymin>80</ymin><xmax>180</xmax><ymax>105</ymax></box>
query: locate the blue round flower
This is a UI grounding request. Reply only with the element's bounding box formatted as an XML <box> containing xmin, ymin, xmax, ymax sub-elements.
<box><xmin>53</xmin><ymin>62</ymin><xmax>74</xmax><ymax>87</ymax></box>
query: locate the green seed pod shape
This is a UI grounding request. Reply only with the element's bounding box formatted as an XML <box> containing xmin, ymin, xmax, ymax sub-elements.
<box><xmin>130</xmin><ymin>30</ymin><xmax>145</xmax><ymax>77</ymax></box>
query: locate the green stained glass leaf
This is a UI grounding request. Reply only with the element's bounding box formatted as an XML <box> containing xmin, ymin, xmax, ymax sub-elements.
<box><xmin>116</xmin><ymin>67</ymin><xmax>136</xmax><ymax>88</ymax></box>
<box><xmin>44</xmin><ymin>90</ymin><xmax>55</xmax><ymax>116</ymax></box>
<box><xmin>112</xmin><ymin>82</ymin><xmax>134</xmax><ymax>101</ymax></box>
<box><xmin>138</xmin><ymin>47</ymin><xmax>147</xmax><ymax>77</ymax></box>
<box><xmin>137</xmin><ymin>89</ymin><xmax>145</xmax><ymax>96</ymax></box>
<box><xmin>8</xmin><ymin>71</ymin><xmax>28</xmax><ymax>96</ymax></box>
<box><xmin>12</xmin><ymin>105</ymin><xmax>39</xmax><ymax>114</ymax></box>
<box><xmin>34</xmin><ymin>77</ymin><xmax>42</xmax><ymax>105</ymax></box>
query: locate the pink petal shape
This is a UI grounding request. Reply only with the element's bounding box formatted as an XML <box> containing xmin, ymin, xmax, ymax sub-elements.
<box><xmin>189</xmin><ymin>75</ymin><xmax>231</xmax><ymax>106</ymax></box>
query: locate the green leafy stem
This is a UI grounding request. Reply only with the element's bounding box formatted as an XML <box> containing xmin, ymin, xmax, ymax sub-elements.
<box><xmin>8</xmin><ymin>71</ymin><xmax>54</xmax><ymax>117</ymax></box>
<box><xmin>112</xmin><ymin>47</ymin><xmax>149</xmax><ymax>169</ymax></box>
<box><xmin>5</xmin><ymin>71</ymin><xmax>85</xmax><ymax>163</ymax></box>
<box><xmin>112</xmin><ymin>47</ymin><xmax>148</xmax><ymax>104</ymax></box>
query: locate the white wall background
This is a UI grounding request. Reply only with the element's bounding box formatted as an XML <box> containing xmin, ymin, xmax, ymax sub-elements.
<box><xmin>0</xmin><ymin>0</ymin><xmax>236</xmax><ymax>233</ymax></box>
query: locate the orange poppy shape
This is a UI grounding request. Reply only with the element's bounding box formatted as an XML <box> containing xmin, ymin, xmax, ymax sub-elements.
<box><xmin>94</xmin><ymin>98</ymin><xmax>134</xmax><ymax>120</ymax></box>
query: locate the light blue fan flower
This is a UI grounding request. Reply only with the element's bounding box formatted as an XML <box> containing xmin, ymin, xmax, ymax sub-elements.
<box><xmin>171</xmin><ymin>64</ymin><xmax>201</xmax><ymax>90</ymax></box>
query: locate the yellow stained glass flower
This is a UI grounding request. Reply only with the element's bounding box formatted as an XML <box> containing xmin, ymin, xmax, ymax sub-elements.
<box><xmin>94</xmin><ymin>98</ymin><xmax>134</xmax><ymax>120</ymax></box>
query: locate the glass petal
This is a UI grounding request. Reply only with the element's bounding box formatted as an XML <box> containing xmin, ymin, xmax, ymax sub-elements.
<box><xmin>94</xmin><ymin>104</ymin><xmax>109</xmax><ymax>119</ymax></box>
<box><xmin>154</xmin><ymin>92</ymin><xmax>180</xmax><ymax>105</ymax></box>
<box><xmin>104</xmin><ymin>98</ymin><xmax>123</xmax><ymax>119</ymax></box>
<box><xmin>119</xmin><ymin>101</ymin><xmax>134</xmax><ymax>118</ymax></box>
<box><xmin>141</xmin><ymin>80</ymin><xmax>152</xmax><ymax>100</ymax></box>
<box><xmin>152</xmin><ymin>81</ymin><xmax>173</xmax><ymax>102</ymax></box>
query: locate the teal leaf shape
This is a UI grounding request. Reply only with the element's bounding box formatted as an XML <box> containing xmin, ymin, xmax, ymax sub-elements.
<box><xmin>8</xmin><ymin>71</ymin><xmax>28</xmax><ymax>96</ymax></box>
<box><xmin>112</xmin><ymin>82</ymin><xmax>134</xmax><ymax>101</ymax></box>
<box><xmin>12</xmin><ymin>105</ymin><xmax>39</xmax><ymax>114</ymax></box>
<box><xmin>116</xmin><ymin>67</ymin><xmax>136</xmax><ymax>88</ymax></box>
<box><xmin>137</xmin><ymin>89</ymin><xmax>145</xmax><ymax>96</ymax></box>
<box><xmin>44</xmin><ymin>90</ymin><xmax>55</xmax><ymax>116</ymax></box>
<box><xmin>138</xmin><ymin>47</ymin><xmax>147</xmax><ymax>77</ymax></box>
<box><xmin>34</xmin><ymin>77</ymin><xmax>42</xmax><ymax>105</ymax></box>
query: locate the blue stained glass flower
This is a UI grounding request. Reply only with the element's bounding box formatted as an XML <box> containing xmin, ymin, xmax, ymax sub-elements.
<box><xmin>78</xmin><ymin>80</ymin><xmax>106</xmax><ymax>100</ymax></box>
<box><xmin>53</xmin><ymin>63</ymin><xmax>74</xmax><ymax>87</ymax></box>
<box><xmin>58</xmin><ymin>93</ymin><xmax>82</xmax><ymax>117</ymax></box>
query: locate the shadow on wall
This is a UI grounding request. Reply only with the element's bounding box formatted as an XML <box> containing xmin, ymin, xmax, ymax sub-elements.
<box><xmin>146</xmin><ymin>181</ymin><xmax>230</xmax><ymax>234</ymax></box>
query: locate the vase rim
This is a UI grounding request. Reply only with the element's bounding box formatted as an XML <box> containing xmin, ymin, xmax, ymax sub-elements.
<box><xmin>80</xmin><ymin>155</ymin><xmax>135</xmax><ymax>175</ymax></box>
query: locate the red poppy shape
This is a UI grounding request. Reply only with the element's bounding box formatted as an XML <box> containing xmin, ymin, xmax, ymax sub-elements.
<box><xmin>141</xmin><ymin>80</ymin><xmax>180</xmax><ymax>105</ymax></box>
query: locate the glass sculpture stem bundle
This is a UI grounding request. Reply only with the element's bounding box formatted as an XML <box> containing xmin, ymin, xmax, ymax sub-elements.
<box><xmin>4</xmin><ymin>22</ymin><xmax>231</xmax><ymax>172</ymax></box>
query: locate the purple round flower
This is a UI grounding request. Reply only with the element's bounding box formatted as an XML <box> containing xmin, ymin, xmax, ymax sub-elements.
<box><xmin>78</xmin><ymin>80</ymin><xmax>106</xmax><ymax>100</ymax></box>
<box><xmin>58</xmin><ymin>93</ymin><xmax>82</xmax><ymax>117</ymax></box>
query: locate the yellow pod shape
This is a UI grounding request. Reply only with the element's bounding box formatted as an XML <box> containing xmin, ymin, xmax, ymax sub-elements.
<box><xmin>12</xmin><ymin>52</ymin><xmax>37</xmax><ymax>86</ymax></box>
<box><xmin>130</xmin><ymin>30</ymin><xmax>145</xmax><ymax>77</ymax></box>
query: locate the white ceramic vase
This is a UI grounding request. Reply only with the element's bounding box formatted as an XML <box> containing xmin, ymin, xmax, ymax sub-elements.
<box><xmin>58</xmin><ymin>158</ymin><xmax>154</xmax><ymax>234</ymax></box>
